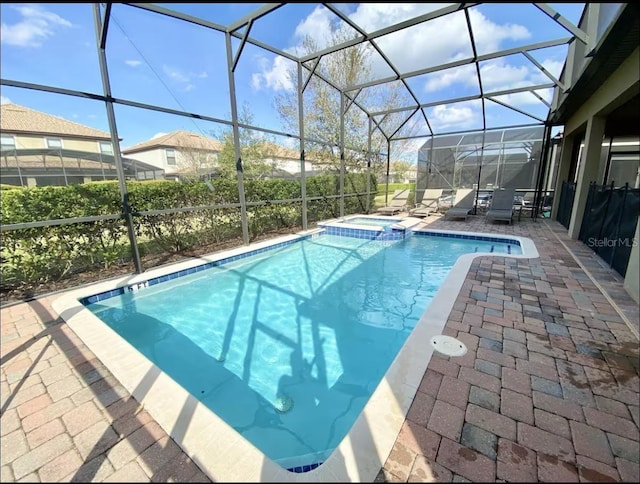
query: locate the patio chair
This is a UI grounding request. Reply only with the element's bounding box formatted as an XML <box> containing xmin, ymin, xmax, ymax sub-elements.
<box><xmin>485</xmin><ymin>188</ymin><xmax>516</xmax><ymax>224</ymax></box>
<box><xmin>444</xmin><ymin>188</ymin><xmax>475</xmax><ymax>221</ymax></box>
<box><xmin>377</xmin><ymin>189</ymin><xmax>410</xmax><ymax>215</ymax></box>
<box><xmin>409</xmin><ymin>188</ymin><xmax>443</xmax><ymax>217</ymax></box>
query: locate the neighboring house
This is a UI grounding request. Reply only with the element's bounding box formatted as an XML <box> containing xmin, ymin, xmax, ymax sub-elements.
<box><xmin>378</xmin><ymin>162</ymin><xmax>418</xmax><ymax>184</ymax></box>
<box><xmin>256</xmin><ymin>142</ymin><xmax>317</xmax><ymax>178</ymax></box>
<box><xmin>122</xmin><ymin>130</ymin><xmax>222</xmax><ymax>181</ymax></box>
<box><xmin>0</xmin><ymin>103</ymin><xmax>163</xmax><ymax>187</ymax></box>
<box><xmin>122</xmin><ymin>132</ymin><xmax>324</xmax><ymax>180</ymax></box>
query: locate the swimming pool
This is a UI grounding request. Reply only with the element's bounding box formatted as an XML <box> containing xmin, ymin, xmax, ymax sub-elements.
<box><xmin>82</xmin><ymin>232</ymin><xmax>521</xmax><ymax>469</ymax></box>
<box><xmin>53</xmin><ymin>224</ymin><xmax>539</xmax><ymax>482</ymax></box>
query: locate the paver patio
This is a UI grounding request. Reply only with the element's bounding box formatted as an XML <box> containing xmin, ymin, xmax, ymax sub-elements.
<box><xmin>1</xmin><ymin>214</ymin><xmax>638</xmax><ymax>482</ymax></box>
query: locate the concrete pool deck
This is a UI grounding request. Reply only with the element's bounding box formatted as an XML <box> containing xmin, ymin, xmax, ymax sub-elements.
<box><xmin>1</xmin><ymin>215</ymin><xmax>638</xmax><ymax>482</ymax></box>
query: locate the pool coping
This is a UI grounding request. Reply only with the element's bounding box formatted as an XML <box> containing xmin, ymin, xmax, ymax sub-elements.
<box><xmin>51</xmin><ymin>224</ymin><xmax>539</xmax><ymax>482</ymax></box>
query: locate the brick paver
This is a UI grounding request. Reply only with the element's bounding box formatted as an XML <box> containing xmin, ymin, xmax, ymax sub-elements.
<box><xmin>2</xmin><ymin>215</ymin><xmax>638</xmax><ymax>482</ymax></box>
<box><xmin>496</xmin><ymin>438</ymin><xmax>537</xmax><ymax>482</ymax></box>
<box><xmin>569</xmin><ymin>421</ymin><xmax>615</xmax><ymax>465</ymax></box>
<box><xmin>377</xmin><ymin>216</ymin><xmax>639</xmax><ymax>483</ymax></box>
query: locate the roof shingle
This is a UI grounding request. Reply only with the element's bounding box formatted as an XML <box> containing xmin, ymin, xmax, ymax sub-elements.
<box><xmin>122</xmin><ymin>130</ymin><xmax>223</xmax><ymax>154</ymax></box>
<box><xmin>0</xmin><ymin>103</ymin><xmax>112</xmax><ymax>139</ymax></box>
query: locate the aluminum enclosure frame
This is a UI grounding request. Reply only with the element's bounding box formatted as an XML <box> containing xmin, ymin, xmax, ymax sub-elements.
<box><xmin>0</xmin><ymin>2</ymin><xmax>596</xmax><ymax>274</ymax></box>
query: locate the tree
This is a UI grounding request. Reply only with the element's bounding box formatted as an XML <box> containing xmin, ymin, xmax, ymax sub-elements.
<box><xmin>273</xmin><ymin>28</ymin><xmax>421</xmax><ymax>178</ymax></box>
<box><xmin>214</xmin><ymin>103</ymin><xmax>277</xmax><ymax>179</ymax></box>
<box><xmin>175</xmin><ymin>146</ymin><xmax>219</xmax><ymax>183</ymax></box>
<box><xmin>391</xmin><ymin>161</ymin><xmax>412</xmax><ymax>183</ymax></box>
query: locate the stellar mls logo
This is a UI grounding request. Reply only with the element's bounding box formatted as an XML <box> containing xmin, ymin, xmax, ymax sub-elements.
<box><xmin>587</xmin><ymin>237</ymin><xmax>638</xmax><ymax>248</ymax></box>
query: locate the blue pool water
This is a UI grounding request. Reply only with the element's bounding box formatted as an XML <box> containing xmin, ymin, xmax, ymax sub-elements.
<box><xmin>84</xmin><ymin>233</ymin><xmax>521</xmax><ymax>469</ymax></box>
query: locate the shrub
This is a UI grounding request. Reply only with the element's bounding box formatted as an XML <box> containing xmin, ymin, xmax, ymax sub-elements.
<box><xmin>1</xmin><ymin>174</ymin><xmax>376</xmax><ymax>295</ymax></box>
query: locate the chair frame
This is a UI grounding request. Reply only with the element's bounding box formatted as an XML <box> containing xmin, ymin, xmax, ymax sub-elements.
<box><xmin>444</xmin><ymin>188</ymin><xmax>475</xmax><ymax>221</ymax></box>
<box><xmin>485</xmin><ymin>188</ymin><xmax>516</xmax><ymax>224</ymax></box>
<box><xmin>378</xmin><ymin>189</ymin><xmax>410</xmax><ymax>215</ymax></box>
<box><xmin>409</xmin><ymin>188</ymin><xmax>443</xmax><ymax>217</ymax></box>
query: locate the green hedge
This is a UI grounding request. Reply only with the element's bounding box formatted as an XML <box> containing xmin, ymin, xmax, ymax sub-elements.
<box><xmin>1</xmin><ymin>174</ymin><xmax>376</xmax><ymax>294</ymax></box>
<box><xmin>0</xmin><ymin>184</ymin><xmax>23</xmax><ymax>191</ymax></box>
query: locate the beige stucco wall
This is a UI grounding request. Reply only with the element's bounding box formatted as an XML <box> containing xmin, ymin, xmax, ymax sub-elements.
<box><xmin>124</xmin><ymin>148</ymin><xmax>173</xmax><ymax>173</ymax></box>
<box><xmin>9</xmin><ymin>134</ymin><xmax>105</xmax><ymax>153</ymax></box>
<box><xmin>624</xmin><ymin>222</ymin><xmax>640</xmax><ymax>303</ymax></box>
<box><xmin>62</xmin><ymin>138</ymin><xmax>105</xmax><ymax>153</ymax></box>
<box><xmin>124</xmin><ymin>148</ymin><xmax>220</xmax><ymax>176</ymax></box>
<box><xmin>563</xmin><ymin>47</ymin><xmax>640</xmax><ymax>137</ymax></box>
<box><xmin>10</xmin><ymin>134</ymin><xmax>49</xmax><ymax>149</ymax></box>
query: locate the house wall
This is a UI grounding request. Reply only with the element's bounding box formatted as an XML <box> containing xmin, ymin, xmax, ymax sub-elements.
<box><xmin>124</xmin><ymin>148</ymin><xmax>171</xmax><ymax>173</ymax></box>
<box><xmin>10</xmin><ymin>133</ymin><xmax>106</xmax><ymax>153</ymax></box>
<box><xmin>558</xmin><ymin>47</ymin><xmax>640</xmax><ymax>299</ymax></box>
<box><xmin>124</xmin><ymin>148</ymin><xmax>219</xmax><ymax>176</ymax></box>
<box><xmin>563</xmin><ymin>47</ymin><xmax>639</xmax><ymax>138</ymax></box>
<box><xmin>266</xmin><ymin>157</ymin><xmax>313</xmax><ymax>174</ymax></box>
<box><xmin>624</xmin><ymin>222</ymin><xmax>640</xmax><ymax>304</ymax></box>
<box><xmin>175</xmin><ymin>149</ymin><xmax>218</xmax><ymax>174</ymax></box>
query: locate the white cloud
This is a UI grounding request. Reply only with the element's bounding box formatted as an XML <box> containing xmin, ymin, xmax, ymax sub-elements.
<box><xmin>348</xmin><ymin>3</ymin><xmax>444</xmax><ymax>33</ymax></box>
<box><xmin>152</xmin><ymin>132</ymin><xmax>167</xmax><ymax>139</ymax></box>
<box><xmin>490</xmin><ymin>87</ymin><xmax>554</xmax><ymax>109</ymax></box>
<box><xmin>430</xmin><ymin>102</ymin><xmax>481</xmax><ymax>130</ymax></box>
<box><xmin>422</xmin><ymin>55</ymin><xmax>561</xmax><ymax>109</ymax></box>
<box><xmin>480</xmin><ymin>58</ymin><xmax>560</xmax><ymax>108</ymax></box>
<box><xmin>1</xmin><ymin>4</ymin><xmax>72</xmax><ymax>47</ymax></box>
<box><xmin>163</xmin><ymin>65</ymin><xmax>190</xmax><ymax>83</ymax></box>
<box><xmin>125</xmin><ymin>60</ymin><xmax>142</xmax><ymax>67</ymax></box>
<box><xmin>293</xmin><ymin>5</ymin><xmax>335</xmax><ymax>52</ymax></box>
<box><xmin>251</xmin><ymin>3</ymin><xmax>557</xmax><ymax>130</ymax></box>
<box><xmin>0</xmin><ymin>95</ymin><xmax>12</xmax><ymax>104</ymax></box>
<box><xmin>533</xmin><ymin>58</ymin><xmax>565</xmax><ymax>82</ymax></box>
<box><xmin>424</xmin><ymin>65</ymin><xmax>477</xmax><ymax>92</ymax></box>
<box><xmin>251</xmin><ymin>55</ymin><xmax>294</xmax><ymax>92</ymax></box>
<box><xmin>253</xmin><ymin>4</ymin><xmax>531</xmax><ymax>100</ymax></box>
<box><xmin>162</xmin><ymin>65</ymin><xmax>207</xmax><ymax>92</ymax></box>
<box><xmin>468</xmin><ymin>9</ymin><xmax>530</xmax><ymax>54</ymax></box>
<box><xmin>480</xmin><ymin>60</ymin><xmax>532</xmax><ymax>91</ymax></box>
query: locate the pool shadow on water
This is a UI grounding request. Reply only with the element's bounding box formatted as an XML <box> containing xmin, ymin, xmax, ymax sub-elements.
<box><xmin>271</xmin><ymin>237</ymin><xmax>434</xmax><ymax>479</ymax></box>
<box><xmin>86</xmin><ymin>236</ymin><xmax>433</xmax><ymax>481</ymax></box>
<box><xmin>91</xmin><ymin>301</ymin><xmax>358</xmax><ymax>477</ymax></box>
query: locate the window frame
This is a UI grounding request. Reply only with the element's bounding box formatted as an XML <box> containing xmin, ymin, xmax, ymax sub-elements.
<box><xmin>99</xmin><ymin>140</ymin><xmax>114</xmax><ymax>155</ymax></box>
<box><xmin>1</xmin><ymin>134</ymin><xmax>16</xmax><ymax>150</ymax></box>
<box><xmin>45</xmin><ymin>137</ymin><xmax>63</xmax><ymax>149</ymax></box>
<box><xmin>165</xmin><ymin>148</ymin><xmax>177</xmax><ymax>166</ymax></box>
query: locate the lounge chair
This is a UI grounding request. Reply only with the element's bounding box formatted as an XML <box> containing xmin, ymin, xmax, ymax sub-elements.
<box><xmin>444</xmin><ymin>188</ymin><xmax>475</xmax><ymax>221</ymax></box>
<box><xmin>409</xmin><ymin>188</ymin><xmax>443</xmax><ymax>217</ymax></box>
<box><xmin>486</xmin><ymin>188</ymin><xmax>516</xmax><ymax>224</ymax></box>
<box><xmin>377</xmin><ymin>189</ymin><xmax>410</xmax><ymax>215</ymax></box>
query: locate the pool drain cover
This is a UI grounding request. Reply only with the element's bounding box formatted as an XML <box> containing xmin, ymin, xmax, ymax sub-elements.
<box><xmin>274</xmin><ymin>394</ymin><xmax>293</xmax><ymax>413</ymax></box>
<box><xmin>430</xmin><ymin>335</ymin><xmax>467</xmax><ymax>357</ymax></box>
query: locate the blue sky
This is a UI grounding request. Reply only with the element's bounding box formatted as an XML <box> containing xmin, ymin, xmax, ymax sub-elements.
<box><xmin>1</xmin><ymin>3</ymin><xmax>586</xmax><ymax>155</ymax></box>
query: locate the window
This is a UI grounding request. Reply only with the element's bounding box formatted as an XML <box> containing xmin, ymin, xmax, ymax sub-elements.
<box><xmin>166</xmin><ymin>148</ymin><xmax>176</xmax><ymax>166</ymax></box>
<box><xmin>99</xmin><ymin>141</ymin><xmax>113</xmax><ymax>155</ymax></box>
<box><xmin>46</xmin><ymin>137</ymin><xmax>63</xmax><ymax>149</ymax></box>
<box><xmin>1</xmin><ymin>134</ymin><xmax>15</xmax><ymax>150</ymax></box>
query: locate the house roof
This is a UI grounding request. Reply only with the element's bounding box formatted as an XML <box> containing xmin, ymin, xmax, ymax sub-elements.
<box><xmin>122</xmin><ymin>130</ymin><xmax>223</xmax><ymax>154</ymax></box>
<box><xmin>0</xmin><ymin>103</ymin><xmax>112</xmax><ymax>140</ymax></box>
<box><xmin>258</xmin><ymin>141</ymin><xmax>299</xmax><ymax>160</ymax></box>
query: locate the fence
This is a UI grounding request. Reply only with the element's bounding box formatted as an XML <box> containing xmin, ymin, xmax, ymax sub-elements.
<box><xmin>578</xmin><ymin>182</ymin><xmax>640</xmax><ymax>276</ymax></box>
<box><xmin>557</xmin><ymin>181</ymin><xmax>576</xmax><ymax>229</ymax></box>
